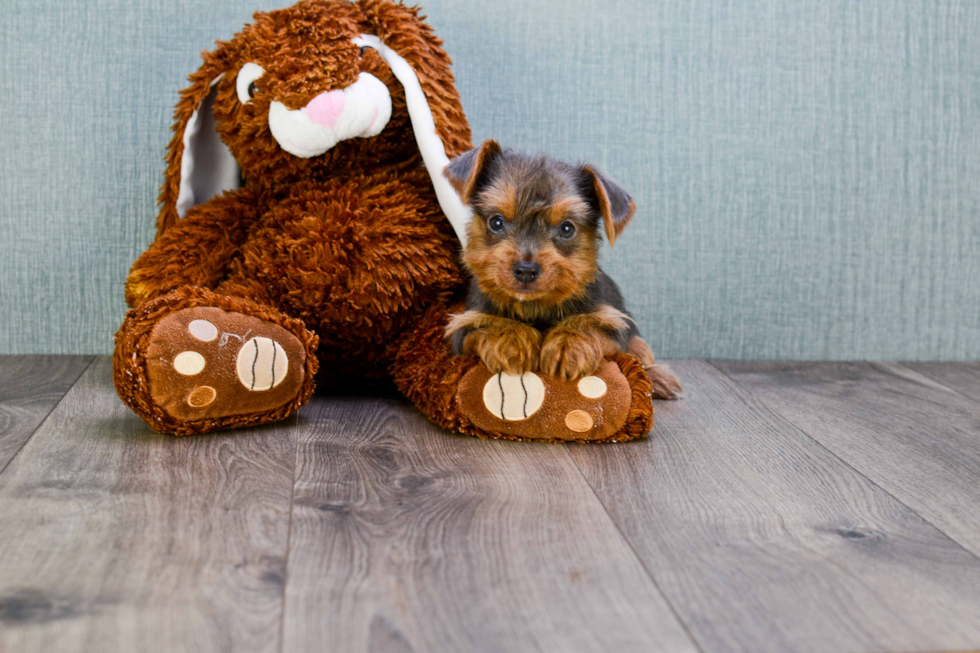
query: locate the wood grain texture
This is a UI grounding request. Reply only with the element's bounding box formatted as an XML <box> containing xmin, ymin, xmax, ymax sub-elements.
<box><xmin>903</xmin><ymin>362</ymin><xmax>980</xmax><ymax>402</ymax></box>
<box><xmin>0</xmin><ymin>358</ymin><xmax>297</xmax><ymax>653</ymax></box>
<box><xmin>716</xmin><ymin>361</ymin><xmax>980</xmax><ymax>559</ymax></box>
<box><xmin>0</xmin><ymin>355</ymin><xmax>92</xmax><ymax>472</ymax></box>
<box><xmin>280</xmin><ymin>394</ymin><xmax>697</xmax><ymax>653</ymax></box>
<box><xmin>568</xmin><ymin>361</ymin><xmax>980</xmax><ymax>653</ymax></box>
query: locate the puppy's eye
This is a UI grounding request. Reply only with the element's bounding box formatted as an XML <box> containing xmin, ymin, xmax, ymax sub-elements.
<box><xmin>236</xmin><ymin>62</ymin><xmax>265</xmax><ymax>104</ymax></box>
<box><xmin>487</xmin><ymin>215</ymin><xmax>505</xmax><ymax>233</ymax></box>
<box><xmin>359</xmin><ymin>46</ymin><xmax>369</xmax><ymax>57</ymax></box>
<box><xmin>558</xmin><ymin>221</ymin><xmax>576</xmax><ymax>238</ymax></box>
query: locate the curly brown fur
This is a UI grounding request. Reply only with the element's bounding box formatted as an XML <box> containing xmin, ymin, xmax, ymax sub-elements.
<box><xmin>444</xmin><ymin>141</ymin><xmax>681</xmax><ymax>393</ymax></box>
<box><xmin>128</xmin><ymin>2</ymin><xmax>468</xmax><ymax>346</ymax></box>
<box><xmin>126</xmin><ymin>188</ymin><xmax>271</xmax><ymax>306</ymax></box>
<box><xmin>156</xmin><ymin>0</ymin><xmax>470</xmax><ymax>236</ymax></box>
<box><xmin>115</xmin><ymin>0</ymin><xmax>474</xmax><ymax>434</ymax></box>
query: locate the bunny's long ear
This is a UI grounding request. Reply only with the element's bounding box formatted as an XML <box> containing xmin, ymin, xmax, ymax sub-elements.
<box><xmin>356</xmin><ymin>0</ymin><xmax>473</xmax><ymax>246</ymax></box>
<box><xmin>156</xmin><ymin>55</ymin><xmax>240</xmax><ymax>237</ymax></box>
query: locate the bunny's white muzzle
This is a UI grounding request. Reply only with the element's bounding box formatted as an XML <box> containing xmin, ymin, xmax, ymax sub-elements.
<box><xmin>267</xmin><ymin>72</ymin><xmax>392</xmax><ymax>158</ymax></box>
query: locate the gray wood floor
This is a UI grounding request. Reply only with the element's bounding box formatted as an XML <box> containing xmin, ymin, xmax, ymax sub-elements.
<box><xmin>1</xmin><ymin>356</ymin><xmax>979</xmax><ymax>653</ymax></box>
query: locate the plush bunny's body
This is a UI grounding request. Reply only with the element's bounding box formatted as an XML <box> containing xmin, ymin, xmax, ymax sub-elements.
<box><xmin>114</xmin><ymin>0</ymin><xmax>654</xmax><ymax>441</ymax></box>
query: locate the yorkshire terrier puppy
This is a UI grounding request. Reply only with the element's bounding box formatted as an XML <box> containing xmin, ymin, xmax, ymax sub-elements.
<box><xmin>443</xmin><ymin>140</ymin><xmax>682</xmax><ymax>399</ymax></box>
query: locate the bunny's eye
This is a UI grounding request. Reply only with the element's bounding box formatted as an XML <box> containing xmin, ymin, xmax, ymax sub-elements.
<box><xmin>236</xmin><ymin>63</ymin><xmax>265</xmax><ymax>104</ymax></box>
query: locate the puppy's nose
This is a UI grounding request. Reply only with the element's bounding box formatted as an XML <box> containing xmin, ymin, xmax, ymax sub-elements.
<box><xmin>512</xmin><ymin>260</ymin><xmax>541</xmax><ymax>284</ymax></box>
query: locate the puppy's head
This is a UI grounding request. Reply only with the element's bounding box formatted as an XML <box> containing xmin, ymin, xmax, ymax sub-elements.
<box><xmin>445</xmin><ymin>140</ymin><xmax>636</xmax><ymax>309</ymax></box>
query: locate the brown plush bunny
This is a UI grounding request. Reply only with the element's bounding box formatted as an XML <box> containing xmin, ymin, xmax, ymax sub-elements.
<box><xmin>113</xmin><ymin>0</ymin><xmax>655</xmax><ymax>442</ymax></box>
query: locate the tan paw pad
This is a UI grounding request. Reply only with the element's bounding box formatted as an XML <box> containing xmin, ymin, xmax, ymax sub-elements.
<box><xmin>173</xmin><ymin>351</ymin><xmax>206</xmax><ymax>376</ymax></box>
<box><xmin>236</xmin><ymin>337</ymin><xmax>289</xmax><ymax>391</ymax></box>
<box><xmin>482</xmin><ymin>372</ymin><xmax>546</xmax><ymax>421</ymax></box>
<box><xmin>577</xmin><ymin>375</ymin><xmax>607</xmax><ymax>398</ymax></box>
<box><xmin>565</xmin><ymin>409</ymin><xmax>594</xmax><ymax>432</ymax></box>
<box><xmin>188</xmin><ymin>319</ymin><xmax>218</xmax><ymax>342</ymax></box>
<box><xmin>187</xmin><ymin>386</ymin><xmax>217</xmax><ymax>407</ymax></box>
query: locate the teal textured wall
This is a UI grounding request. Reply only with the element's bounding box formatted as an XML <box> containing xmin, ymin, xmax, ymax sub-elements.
<box><xmin>1</xmin><ymin>0</ymin><xmax>978</xmax><ymax>359</ymax></box>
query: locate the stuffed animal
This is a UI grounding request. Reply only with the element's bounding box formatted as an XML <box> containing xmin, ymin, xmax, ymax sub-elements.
<box><xmin>113</xmin><ymin>0</ymin><xmax>655</xmax><ymax>442</ymax></box>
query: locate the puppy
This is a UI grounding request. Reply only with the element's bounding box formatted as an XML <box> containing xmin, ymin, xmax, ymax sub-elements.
<box><xmin>443</xmin><ymin>140</ymin><xmax>682</xmax><ymax>399</ymax></box>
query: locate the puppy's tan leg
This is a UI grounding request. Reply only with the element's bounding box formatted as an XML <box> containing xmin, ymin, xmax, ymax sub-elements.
<box><xmin>628</xmin><ymin>335</ymin><xmax>683</xmax><ymax>399</ymax></box>
<box><xmin>446</xmin><ymin>310</ymin><xmax>542</xmax><ymax>375</ymax></box>
<box><xmin>539</xmin><ymin>326</ymin><xmax>619</xmax><ymax>380</ymax></box>
<box><xmin>539</xmin><ymin>309</ymin><xmax>628</xmax><ymax>380</ymax></box>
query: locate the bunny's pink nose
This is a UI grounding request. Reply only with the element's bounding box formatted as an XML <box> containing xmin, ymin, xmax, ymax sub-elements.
<box><xmin>304</xmin><ymin>90</ymin><xmax>346</xmax><ymax>128</ymax></box>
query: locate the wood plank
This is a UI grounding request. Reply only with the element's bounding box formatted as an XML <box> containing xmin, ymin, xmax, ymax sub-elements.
<box><xmin>716</xmin><ymin>361</ymin><xmax>980</xmax><ymax>559</ymax></box>
<box><xmin>568</xmin><ymin>361</ymin><xmax>980</xmax><ymax>653</ymax></box>
<box><xmin>903</xmin><ymin>362</ymin><xmax>980</xmax><ymax>402</ymax></box>
<box><xmin>0</xmin><ymin>357</ymin><xmax>297</xmax><ymax>653</ymax></box>
<box><xmin>281</xmin><ymin>393</ymin><xmax>698</xmax><ymax>653</ymax></box>
<box><xmin>0</xmin><ymin>355</ymin><xmax>92</xmax><ymax>471</ymax></box>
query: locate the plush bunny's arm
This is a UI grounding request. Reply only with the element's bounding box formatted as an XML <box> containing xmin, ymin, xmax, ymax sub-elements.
<box><xmin>125</xmin><ymin>190</ymin><xmax>268</xmax><ymax>308</ymax></box>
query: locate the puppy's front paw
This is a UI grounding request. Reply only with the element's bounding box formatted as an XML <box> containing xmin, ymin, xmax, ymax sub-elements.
<box><xmin>540</xmin><ymin>328</ymin><xmax>610</xmax><ymax>380</ymax></box>
<box><xmin>465</xmin><ymin>323</ymin><xmax>542</xmax><ymax>375</ymax></box>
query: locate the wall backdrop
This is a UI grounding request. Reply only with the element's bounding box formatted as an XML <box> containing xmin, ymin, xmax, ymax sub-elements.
<box><xmin>2</xmin><ymin>0</ymin><xmax>978</xmax><ymax>359</ymax></box>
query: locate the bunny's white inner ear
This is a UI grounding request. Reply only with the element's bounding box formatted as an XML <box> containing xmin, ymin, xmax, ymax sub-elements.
<box><xmin>353</xmin><ymin>34</ymin><xmax>471</xmax><ymax>247</ymax></box>
<box><xmin>176</xmin><ymin>74</ymin><xmax>241</xmax><ymax>218</ymax></box>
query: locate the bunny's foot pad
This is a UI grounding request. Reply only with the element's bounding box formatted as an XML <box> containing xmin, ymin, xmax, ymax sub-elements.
<box><xmin>144</xmin><ymin>307</ymin><xmax>307</xmax><ymax>422</ymax></box>
<box><xmin>456</xmin><ymin>359</ymin><xmax>642</xmax><ymax>442</ymax></box>
<box><xmin>114</xmin><ymin>287</ymin><xmax>319</xmax><ymax>435</ymax></box>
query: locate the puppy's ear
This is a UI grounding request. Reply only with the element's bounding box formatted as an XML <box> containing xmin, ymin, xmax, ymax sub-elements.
<box><xmin>443</xmin><ymin>139</ymin><xmax>503</xmax><ymax>204</ymax></box>
<box><xmin>582</xmin><ymin>166</ymin><xmax>636</xmax><ymax>247</ymax></box>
